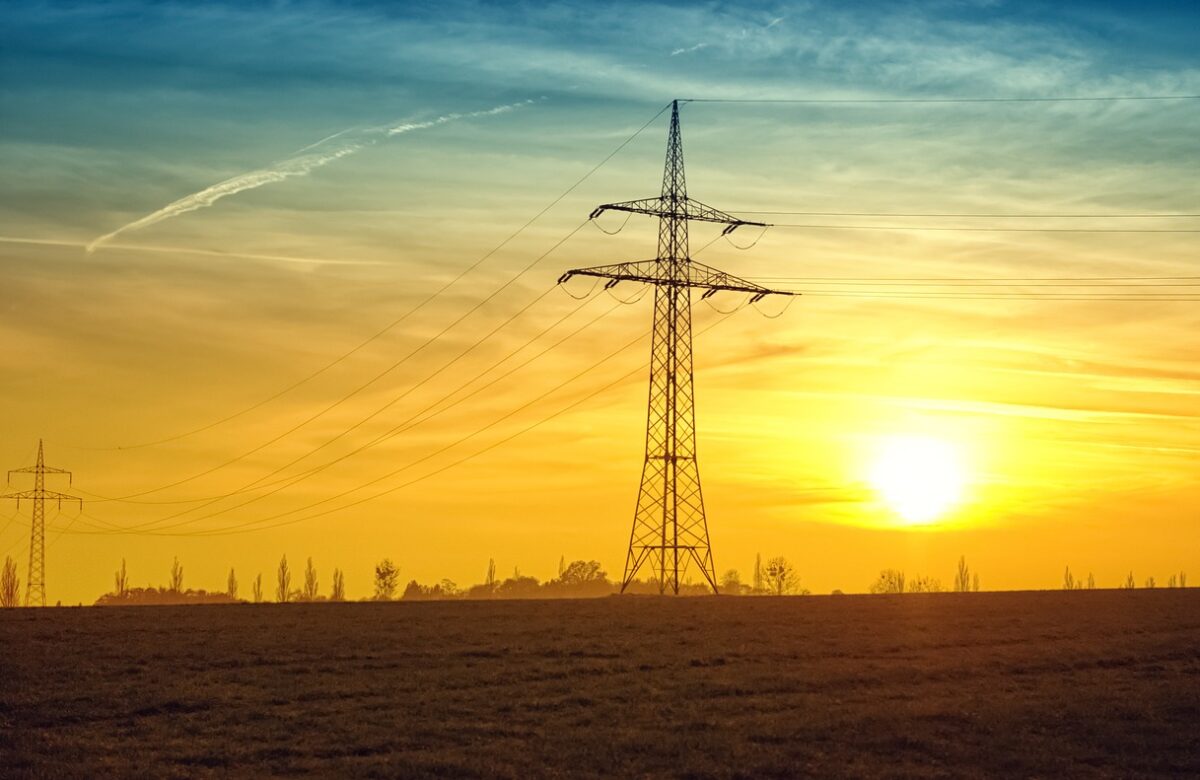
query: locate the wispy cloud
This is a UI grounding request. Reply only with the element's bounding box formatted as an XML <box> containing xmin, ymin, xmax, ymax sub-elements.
<box><xmin>670</xmin><ymin>42</ymin><xmax>709</xmax><ymax>57</ymax></box>
<box><xmin>86</xmin><ymin>100</ymin><xmax>536</xmax><ymax>253</ymax></box>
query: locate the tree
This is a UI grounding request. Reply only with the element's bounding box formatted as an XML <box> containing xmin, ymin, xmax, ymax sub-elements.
<box><xmin>330</xmin><ymin>568</ymin><xmax>345</xmax><ymax>601</ymax></box>
<box><xmin>374</xmin><ymin>559</ymin><xmax>399</xmax><ymax>601</ymax></box>
<box><xmin>169</xmin><ymin>556</ymin><xmax>184</xmax><ymax>593</ymax></box>
<box><xmin>276</xmin><ymin>555</ymin><xmax>291</xmax><ymax>603</ymax></box>
<box><xmin>549</xmin><ymin>560</ymin><xmax>612</xmax><ymax>596</ymax></box>
<box><xmin>1144</xmin><ymin>576</ymin><xmax>1156</xmax><ymax>589</ymax></box>
<box><xmin>226</xmin><ymin>568</ymin><xmax>238</xmax><ymax>600</ymax></box>
<box><xmin>1182</xmin><ymin>572</ymin><xmax>1189</xmax><ymax>588</ymax></box>
<box><xmin>1122</xmin><ymin>571</ymin><xmax>1136</xmax><ymax>589</ymax></box>
<box><xmin>114</xmin><ymin>559</ymin><xmax>129</xmax><ymax>597</ymax></box>
<box><xmin>954</xmin><ymin>556</ymin><xmax>971</xmax><ymax>593</ymax></box>
<box><xmin>972</xmin><ymin>572</ymin><xmax>980</xmax><ymax>592</ymax></box>
<box><xmin>1063</xmin><ymin>566</ymin><xmax>1076</xmax><ymax>591</ymax></box>
<box><xmin>252</xmin><ymin>573</ymin><xmax>263</xmax><ymax>603</ymax></box>
<box><xmin>1</xmin><ymin>556</ymin><xmax>19</xmax><ymax>607</ymax></box>
<box><xmin>762</xmin><ymin>557</ymin><xmax>802</xmax><ymax>596</ymax></box>
<box><xmin>870</xmin><ymin>569</ymin><xmax>906</xmax><ymax>594</ymax></box>
<box><xmin>1086</xmin><ymin>572</ymin><xmax>1095</xmax><ymax>590</ymax></box>
<box><xmin>485</xmin><ymin>558</ymin><xmax>497</xmax><ymax>589</ymax></box>
<box><xmin>558</xmin><ymin>555</ymin><xmax>565</xmax><ymax>578</ymax></box>
<box><xmin>495</xmin><ymin>575</ymin><xmax>541</xmax><ymax>598</ymax></box>
<box><xmin>302</xmin><ymin>557</ymin><xmax>319</xmax><ymax>601</ymax></box>
<box><xmin>753</xmin><ymin>553</ymin><xmax>764</xmax><ymax>594</ymax></box>
<box><xmin>721</xmin><ymin>569</ymin><xmax>743</xmax><ymax>592</ymax></box>
<box><xmin>908</xmin><ymin>575</ymin><xmax>943</xmax><ymax>593</ymax></box>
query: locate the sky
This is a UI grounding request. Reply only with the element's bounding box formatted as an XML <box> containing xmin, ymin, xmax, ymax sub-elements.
<box><xmin>1</xmin><ymin>0</ymin><xmax>1197</xmax><ymax>603</ymax></box>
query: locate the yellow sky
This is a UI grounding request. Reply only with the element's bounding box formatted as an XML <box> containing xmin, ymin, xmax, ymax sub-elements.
<box><xmin>2</xmin><ymin>3</ymin><xmax>1198</xmax><ymax>603</ymax></box>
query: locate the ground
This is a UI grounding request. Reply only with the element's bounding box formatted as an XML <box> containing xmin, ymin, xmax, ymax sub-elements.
<box><xmin>2</xmin><ymin>590</ymin><xmax>1198</xmax><ymax>778</ymax></box>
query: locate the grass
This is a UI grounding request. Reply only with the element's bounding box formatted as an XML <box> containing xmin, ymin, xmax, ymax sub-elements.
<box><xmin>2</xmin><ymin>590</ymin><xmax>1198</xmax><ymax>777</ymax></box>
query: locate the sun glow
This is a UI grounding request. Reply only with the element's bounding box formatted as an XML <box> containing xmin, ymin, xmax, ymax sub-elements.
<box><xmin>868</xmin><ymin>435</ymin><xmax>967</xmax><ymax>525</ymax></box>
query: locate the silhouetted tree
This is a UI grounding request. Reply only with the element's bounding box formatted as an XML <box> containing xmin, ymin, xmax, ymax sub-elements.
<box><xmin>908</xmin><ymin>575</ymin><xmax>943</xmax><ymax>593</ymax></box>
<box><xmin>721</xmin><ymin>569</ymin><xmax>743</xmax><ymax>593</ymax></box>
<box><xmin>762</xmin><ymin>557</ymin><xmax>803</xmax><ymax>595</ymax></box>
<box><xmin>1182</xmin><ymin>572</ymin><xmax>1189</xmax><ymax>588</ymax></box>
<box><xmin>954</xmin><ymin>556</ymin><xmax>971</xmax><ymax>592</ymax></box>
<box><xmin>169</xmin><ymin>556</ymin><xmax>184</xmax><ymax>593</ymax></box>
<box><xmin>753</xmin><ymin>553</ymin><xmax>764</xmax><ymax>594</ymax></box>
<box><xmin>485</xmin><ymin>558</ymin><xmax>497</xmax><ymax>589</ymax></box>
<box><xmin>870</xmin><ymin>569</ymin><xmax>906</xmax><ymax>594</ymax></box>
<box><xmin>374</xmin><ymin>558</ymin><xmax>399</xmax><ymax>601</ymax></box>
<box><xmin>1063</xmin><ymin>566</ymin><xmax>1076</xmax><ymax>591</ymax></box>
<box><xmin>330</xmin><ymin>568</ymin><xmax>345</xmax><ymax>601</ymax></box>
<box><xmin>114</xmin><ymin>558</ymin><xmax>129</xmax><ymax>597</ymax></box>
<box><xmin>558</xmin><ymin>555</ymin><xmax>566</xmax><ymax>578</ymax></box>
<box><xmin>226</xmin><ymin>567</ymin><xmax>238</xmax><ymax>600</ymax></box>
<box><xmin>972</xmin><ymin>572</ymin><xmax>980</xmax><ymax>592</ymax></box>
<box><xmin>546</xmin><ymin>560</ymin><xmax>613</xmax><ymax>597</ymax></box>
<box><xmin>495</xmin><ymin>575</ymin><xmax>541</xmax><ymax>598</ymax></box>
<box><xmin>1</xmin><ymin>556</ymin><xmax>19</xmax><ymax>607</ymax></box>
<box><xmin>1086</xmin><ymin>572</ymin><xmax>1095</xmax><ymax>590</ymax></box>
<box><xmin>1122</xmin><ymin>571</ymin><xmax>1136</xmax><ymax>589</ymax></box>
<box><xmin>252</xmin><ymin>573</ymin><xmax>263</xmax><ymax>603</ymax></box>
<box><xmin>276</xmin><ymin>555</ymin><xmax>292</xmax><ymax>603</ymax></box>
<box><xmin>1144</xmin><ymin>576</ymin><xmax>1156</xmax><ymax>589</ymax></box>
<box><xmin>302</xmin><ymin>557</ymin><xmax>319</xmax><ymax>601</ymax></box>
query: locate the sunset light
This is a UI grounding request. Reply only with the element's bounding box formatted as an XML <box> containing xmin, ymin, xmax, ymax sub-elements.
<box><xmin>868</xmin><ymin>435</ymin><xmax>967</xmax><ymax>525</ymax></box>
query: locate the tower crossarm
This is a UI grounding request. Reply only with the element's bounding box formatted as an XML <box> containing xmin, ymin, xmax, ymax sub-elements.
<box><xmin>1</xmin><ymin>489</ymin><xmax>82</xmax><ymax>507</ymax></box>
<box><xmin>591</xmin><ymin>196</ymin><xmax>768</xmax><ymax>235</ymax></box>
<box><xmin>559</xmin><ymin>258</ymin><xmax>797</xmax><ymax>302</ymax></box>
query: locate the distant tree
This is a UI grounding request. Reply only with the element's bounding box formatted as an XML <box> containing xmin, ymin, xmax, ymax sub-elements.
<box><xmin>302</xmin><ymin>557</ymin><xmax>319</xmax><ymax>601</ymax></box>
<box><xmin>1</xmin><ymin>556</ymin><xmax>19</xmax><ymax>607</ymax></box>
<box><xmin>374</xmin><ymin>558</ymin><xmax>399</xmax><ymax>601</ymax></box>
<box><xmin>1086</xmin><ymin>572</ymin><xmax>1095</xmax><ymax>590</ymax></box>
<box><xmin>485</xmin><ymin>558</ymin><xmax>497</xmax><ymax>589</ymax></box>
<box><xmin>972</xmin><ymin>572</ymin><xmax>980</xmax><ymax>592</ymax></box>
<box><xmin>169</xmin><ymin>556</ymin><xmax>184</xmax><ymax>593</ymax></box>
<box><xmin>440</xmin><ymin>579</ymin><xmax>460</xmax><ymax>597</ymax></box>
<box><xmin>330</xmin><ymin>568</ymin><xmax>345</xmax><ymax>601</ymax></box>
<box><xmin>1122</xmin><ymin>571</ymin><xmax>1136</xmax><ymax>589</ymax></box>
<box><xmin>954</xmin><ymin>556</ymin><xmax>971</xmax><ymax>593</ymax></box>
<box><xmin>276</xmin><ymin>555</ymin><xmax>292</xmax><ymax>603</ymax></box>
<box><xmin>908</xmin><ymin>575</ymin><xmax>943</xmax><ymax>593</ymax></box>
<box><xmin>226</xmin><ymin>568</ymin><xmax>238</xmax><ymax>600</ymax></box>
<box><xmin>721</xmin><ymin>569</ymin><xmax>743</xmax><ymax>592</ymax></box>
<box><xmin>762</xmin><ymin>557</ymin><xmax>803</xmax><ymax>596</ymax></box>
<box><xmin>753</xmin><ymin>553</ymin><xmax>764</xmax><ymax>594</ymax></box>
<box><xmin>495</xmin><ymin>575</ymin><xmax>541</xmax><ymax>598</ymax></box>
<box><xmin>546</xmin><ymin>559</ymin><xmax>613</xmax><ymax>597</ymax></box>
<box><xmin>870</xmin><ymin>569</ymin><xmax>906</xmax><ymax>594</ymax></box>
<box><xmin>1144</xmin><ymin>576</ymin><xmax>1156</xmax><ymax>589</ymax></box>
<box><xmin>114</xmin><ymin>558</ymin><xmax>129</xmax><ymax>597</ymax></box>
<box><xmin>1182</xmin><ymin>572</ymin><xmax>1188</xmax><ymax>588</ymax></box>
<box><xmin>558</xmin><ymin>555</ymin><xmax>566</xmax><ymax>579</ymax></box>
<box><xmin>1063</xmin><ymin>566</ymin><xmax>1075</xmax><ymax>591</ymax></box>
<box><xmin>1167</xmin><ymin>574</ymin><xmax>1178</xmax><ymax>588</ymax></box>
<box><xmin>252</xmin><ymin>573</ymin><xmax>263</xmax><ymax>603</ymax></box>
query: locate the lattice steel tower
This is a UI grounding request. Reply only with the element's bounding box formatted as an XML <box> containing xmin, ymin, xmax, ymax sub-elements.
<box><xmin>3</xmin><ymin>440</ymin><xmax>82</xmax><ymax>606</ymax></box>
<box><xmin>560</xmin><ymin>101</ymin><xmax>794</xmax><ymax>594</ymax></box>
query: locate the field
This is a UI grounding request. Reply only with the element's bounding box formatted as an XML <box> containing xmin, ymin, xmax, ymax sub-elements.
<box><xmin>2</xmin><ymin>590</ymin><xmax>1198</xmax><ymax>778</ymax></box>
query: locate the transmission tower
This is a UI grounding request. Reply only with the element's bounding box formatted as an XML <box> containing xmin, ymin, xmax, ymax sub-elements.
<box><xmin>2</xmin><ymin>440</ymin><xmax>81</xmax><ymax>606</ymax></box>
<box><xmin>559</xmin><ymin>100</ymin><xmax>795</xmax><ymax>594</ymax></box>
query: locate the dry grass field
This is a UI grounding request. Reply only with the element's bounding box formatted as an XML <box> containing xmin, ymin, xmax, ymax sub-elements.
<box><xmin>2</xmin><ymin>590</ymin><xmax>1198</xmax><ymax>778</ymax></box>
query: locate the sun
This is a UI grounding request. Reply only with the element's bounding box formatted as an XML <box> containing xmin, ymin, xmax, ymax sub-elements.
<box><xmin>868</xmin><ymin>435</ymin><xmax>967</xmax><ymax>525</ymax></box>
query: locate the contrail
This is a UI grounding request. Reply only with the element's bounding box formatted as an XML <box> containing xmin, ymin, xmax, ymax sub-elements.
<box><xmin>87</xmin><ymin>100</ymin><xmax>535</xmax><ymax>254</ymax></box>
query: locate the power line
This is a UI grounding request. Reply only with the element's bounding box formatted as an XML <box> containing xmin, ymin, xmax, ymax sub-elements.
<box><xmin>80</xmin><ymin>102</ymin><xmax>674</xmax><ymax>452</ymax></box>
<box><xmin>92</xmin><ymin>290</ymin><xmax>624</xmax><ymax>534</ymax></box>
<box><xmin>90</xmin><ymin>218</ymin><xmax>592</xmax><ymax>503</ymax></box>
<box><xmin>731</xmin><ymin>211</ymin><xmax>1200</xmax><ymax>218</ymax></box>
<box><xmin>683</xmin><ymin>95</ymin><xmax>1200</xmax><ymax>104</ymax></box>
<box><xmin>768</xmin><ymin>223</ymin><xmax>1200</xmax><ymax>233</ymax></box>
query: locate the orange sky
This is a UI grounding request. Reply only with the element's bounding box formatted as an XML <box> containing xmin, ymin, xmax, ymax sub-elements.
<box><xmin>1</xmin><ymin>2</ymin><xmax>1197</xmax><ymax>603</ymax></box>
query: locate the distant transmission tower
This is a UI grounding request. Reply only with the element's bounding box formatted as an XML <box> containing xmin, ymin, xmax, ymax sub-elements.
<box><xmin>2</xmin><ymin>440</ymin><xmax>82</xmax><ymax>606</ymax></box>
<box><xmin>559</xmin><ymin>100</ymin><xmax>794</xmax><ymax>594</ymax></box>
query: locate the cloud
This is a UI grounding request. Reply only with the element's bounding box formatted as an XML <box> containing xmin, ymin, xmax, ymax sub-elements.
<box><xmin>86</xmin><ymin>100</ymin><xmax>536</xmax><ymax>253</ymax></box>
<box><xmin>670</xmin><ymin>43</ymin><xmax>709</xmax><ymax>57</ymax></box>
